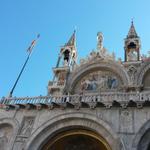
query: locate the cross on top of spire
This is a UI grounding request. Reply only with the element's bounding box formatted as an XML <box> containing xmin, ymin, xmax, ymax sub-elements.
<box><xmin>127</xmin><ymin>20</ymin><xmax>138</xmax><ymax>38</ymax></box>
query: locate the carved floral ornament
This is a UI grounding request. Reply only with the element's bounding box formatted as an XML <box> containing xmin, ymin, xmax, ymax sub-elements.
<box><xmin>78</xmin><ymin>49</ymin><xmax>116</xmax><ymax>67</ymax></box>
<box><xmin>73</xmin><ymin>70</ymin><xmax>122</xmax><ymax>94</ymax></box>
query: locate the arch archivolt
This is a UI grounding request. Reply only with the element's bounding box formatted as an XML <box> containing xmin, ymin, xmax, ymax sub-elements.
<box><xmin>0</xmin><ymin>118</ymin><xmax>20</xmax><ymax>150</ymax></box>
<box><xmin>67</xmin><ymin>60</ymin><xmax>129</xmax><ymax>93</ymax></box>
<box><xmin>136</xmin><ymin>63</ymin><xmax>150</xmax><ymax>86</ymax></box>
<box><xmin>133</xmin><ymin>119</ymin><xmax>150</xmax><ymax>150</ymax></box>
<box><xmin>25</xmin><ymin>112</ymin><xmax>121</xmax><ymax>150</ymax></box>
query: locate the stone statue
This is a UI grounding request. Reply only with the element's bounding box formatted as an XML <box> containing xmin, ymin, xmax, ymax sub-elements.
<box><xmin>97</xmin><ymin>32</ymin><xmax>103</xmax><ymax>51</ymax></box>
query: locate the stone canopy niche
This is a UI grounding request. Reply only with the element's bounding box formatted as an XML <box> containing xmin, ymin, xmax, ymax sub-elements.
<box><xmin>73</xmin><ymin>70</ymin><xmax>122</xmax><ymax>94</ymax></box>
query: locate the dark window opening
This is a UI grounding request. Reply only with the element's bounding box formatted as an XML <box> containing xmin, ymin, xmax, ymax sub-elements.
<box><xmin>127</xmin><ymin>42</ymin><xmax>136</xmax><ymax>49</ymax></box>
<box><xmin>64</xmin><ymin>50</ymin><xmax>70</xmax><ymax>62</ymax></box>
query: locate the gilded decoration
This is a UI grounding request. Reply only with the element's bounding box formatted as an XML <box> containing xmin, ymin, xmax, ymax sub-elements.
<box><xmin>43</xmin><ymin>130</ymin><xmax>111</xmax><ymax>150</ymax></box>
<box><xmin>74</xmin><ymin>70</ymin><xmax>121</xmax><ymax>94</ymax></box>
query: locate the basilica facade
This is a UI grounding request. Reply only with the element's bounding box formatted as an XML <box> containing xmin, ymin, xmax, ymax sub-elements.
<box><xmin>0</xmin><ymin>22</ymin><xmax>150</xmax><ymax>150</ymax></box>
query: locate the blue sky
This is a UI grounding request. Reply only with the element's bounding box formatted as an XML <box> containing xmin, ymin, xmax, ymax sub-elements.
<box><xmin>0</xmin><ymin>0</ymin><xmax>150</xmax><ymax>97</ymax></box>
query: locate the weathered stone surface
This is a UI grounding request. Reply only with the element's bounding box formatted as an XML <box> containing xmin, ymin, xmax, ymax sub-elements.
<box><xmin>0</xmin><ymin>107</ymin><xmax>149</xmax><ymax>150</ymax></box>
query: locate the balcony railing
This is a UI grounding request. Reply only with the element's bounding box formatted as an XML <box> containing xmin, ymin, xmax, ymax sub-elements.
<box><xmin>0</xmin><ymin>91</ymin><xmax>150</xmax><ymax>106</ymax></box>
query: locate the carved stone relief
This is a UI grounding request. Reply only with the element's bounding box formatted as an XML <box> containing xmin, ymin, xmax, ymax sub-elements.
<box><xmin>127</xmin><ymin>66</ymin><xmax>137</xmax><ymax>85</ymax></box>
<box><xmin>119</xmin><ymin>110</ymin><xmax>134</xmax><ymax>133</ymax></box>
<box><xmin>14</xmin><ymin>117</ymin><xmax>35</xmax><ymax>150</ymax></box>
<box><xmin>20</xmin><ymin>117</ymin><xmax>35</xmax><ymax>137</ymax></box>
<box><xmin>74</xmin><ymin>70</ymin><xmax>121</xmax><ymax>94</ymax></box>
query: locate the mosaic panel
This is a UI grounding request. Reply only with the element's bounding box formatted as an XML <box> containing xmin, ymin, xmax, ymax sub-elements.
<box><xmin>74</xmin><ymin>70</ymin><xmax>122</xmax><ymax>93</ymax></box>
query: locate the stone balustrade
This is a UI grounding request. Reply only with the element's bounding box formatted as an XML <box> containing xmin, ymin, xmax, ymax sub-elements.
<box><xmin>0</xmin><ymin>91</ymin><xmax>150</xmax><ymax>110</ymax></box>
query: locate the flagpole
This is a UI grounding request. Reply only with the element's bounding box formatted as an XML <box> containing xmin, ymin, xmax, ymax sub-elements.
<box><xmin>8</xmin><ymin>35</ymin><xmax>40</xmax><ymax>97</ymax></box>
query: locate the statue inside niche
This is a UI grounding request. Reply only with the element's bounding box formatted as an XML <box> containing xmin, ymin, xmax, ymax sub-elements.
<box><xmin>127</xmin><ymin>50</ymin><xmax>137</xmax><ymax>61</ymax></box>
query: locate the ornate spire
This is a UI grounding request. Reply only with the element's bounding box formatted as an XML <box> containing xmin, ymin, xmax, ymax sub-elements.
<box><xmin>127</xmin><ymin>20</ymin><xmax>138</xmax><ymax>38</ymax></box>
<box><xmin>59</xmin><ymin>31</ymin><xmax>77</xmax><ymax>67</ymax></box>
<box><xmin>65</xmin><ymin>30</ymin><xmax>76</xmax><ymax>47</ymax></box>
<box><xmin>124</xmin><ymin>21</ymin><xmax>141</xmax><ymax>62</ymax></box>
<box><xmin>48</xmin><ymin>31</ymin><xmax>77</xmax><ymax>95</ymax></box>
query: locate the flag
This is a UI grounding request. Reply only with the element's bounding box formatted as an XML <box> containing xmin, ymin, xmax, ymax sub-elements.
<box><xmin>27</xmin><ymin>34</ymin><xmax>40</xmax><ymax>53</ymax></box>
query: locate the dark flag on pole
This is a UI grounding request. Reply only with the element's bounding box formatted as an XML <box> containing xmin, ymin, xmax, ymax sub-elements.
<box><xmin>27</xmin><ymin>34</ymin><xmax>40</xmax><ymax>53</ymax></box>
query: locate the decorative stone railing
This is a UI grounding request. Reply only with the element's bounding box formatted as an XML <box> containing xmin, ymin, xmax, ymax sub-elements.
<box><xmin>48</xmin><ymin>81</ymin><xmax>65</xmax><ymax>86</ymax></box>
<box><xmin>0</xmin><ymin>91</ymin><xmax>150</xmax><ymax>110</ymax></box>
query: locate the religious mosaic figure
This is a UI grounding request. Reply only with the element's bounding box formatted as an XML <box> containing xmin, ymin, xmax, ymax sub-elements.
<box><xmin>107</xmin><ymin>76</ymin><xmax>118</xmax><ymax>89</ymax></box>
<box><xmin>81</xmin><ymin>74</ymin><xmax>98</xmax><ymax>91</ymax></box>
<box><xmin>79</xmin><ymin>71</ymin><xmax>119</xmax><ymax>93</ymax></box>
